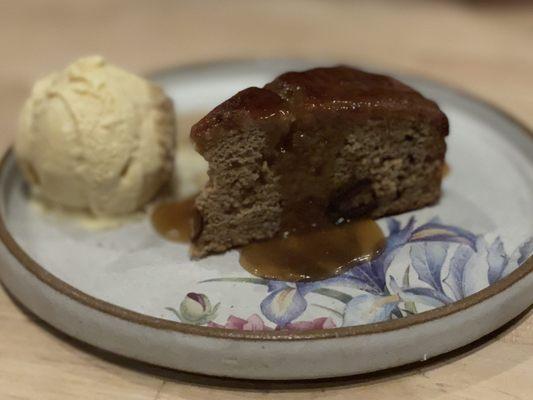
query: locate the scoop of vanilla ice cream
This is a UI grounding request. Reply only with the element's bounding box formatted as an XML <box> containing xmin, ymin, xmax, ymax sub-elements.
<box><xmin>16</xmin><ymin>56</ymin><xmax>176</xmax><ymax>216</ymax></box>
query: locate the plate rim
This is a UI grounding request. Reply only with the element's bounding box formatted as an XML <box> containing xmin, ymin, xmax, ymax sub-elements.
<box><xmin>1</xmin><ymin>58</ymin><xmax>532</xmax><ymax>341</ymax></box>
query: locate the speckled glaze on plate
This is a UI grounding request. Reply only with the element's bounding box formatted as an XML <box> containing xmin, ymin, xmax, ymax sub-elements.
<box><xmin>0</xmin><ymin>59</ymin><xmax>531</xmax><ymax>380</ymax></box>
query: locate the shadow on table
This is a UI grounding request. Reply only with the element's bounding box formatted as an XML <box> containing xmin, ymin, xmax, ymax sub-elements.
<box><xmin>3</xmin><ymin>285</ymin><xmax>531</xmax><ymax>391</ymax></box>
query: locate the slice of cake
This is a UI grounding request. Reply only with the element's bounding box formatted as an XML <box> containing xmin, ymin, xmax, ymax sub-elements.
<box><xmin>190</xmin><ymin>66</ymin><xmax>448</xmax><ymax>257</ymax></box>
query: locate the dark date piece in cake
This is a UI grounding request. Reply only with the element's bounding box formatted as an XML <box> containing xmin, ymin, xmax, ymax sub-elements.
<box><xmin>190</xmin><ymin>66</ymin><xmax>448</xmax><ymax>257</ymax></box>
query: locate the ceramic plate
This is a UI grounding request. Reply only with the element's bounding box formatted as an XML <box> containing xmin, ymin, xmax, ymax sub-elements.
<box><xmin>0</xmin><ymin>60</ymin><xmax>532</xmax><ymax>380</ymax></box>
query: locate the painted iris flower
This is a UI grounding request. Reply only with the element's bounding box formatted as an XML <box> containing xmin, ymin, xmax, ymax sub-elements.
<box><xmin>168</xmin><ymin>217</ymin><xmax>532</xmax><ymax>330</ymax></box>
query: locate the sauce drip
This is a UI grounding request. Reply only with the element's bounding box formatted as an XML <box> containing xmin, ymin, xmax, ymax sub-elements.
<box><xmin>150</xmin><ymin>196</ymin><xmax>196</xmax><ymax>243</ymax></box>
<box><xmin>240</xmin><ymin>219</ymin><xmax>385</xmax><ymax>281</ymax></box>
<box><xmin>150</xmin><ymin>196</ymin><xmax>384</xmax><ymax>282</ymax></box>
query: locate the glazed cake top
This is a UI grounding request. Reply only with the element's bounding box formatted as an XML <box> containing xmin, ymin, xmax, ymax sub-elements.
<box><xmin>191</xmin><ymin>66</ymin><xmax>448</xmax><ymax>148</ymax></box>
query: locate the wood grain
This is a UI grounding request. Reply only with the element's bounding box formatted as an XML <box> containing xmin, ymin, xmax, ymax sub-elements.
<box><xmin>0</xmin><ymin>0</ymin><xmax>532</xmax><ymax>399</ymax></box>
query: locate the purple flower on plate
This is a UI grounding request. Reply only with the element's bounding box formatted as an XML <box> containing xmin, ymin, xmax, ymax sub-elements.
<box><xmin>443</xmin><ymin>244</ymin><xmax>478</xmax><ymax>300</ymax></box>
<box><xmin>323</xmin><ymin>217</ymin><xmax>477</xmax><ymax>297</ymax></box>
<box><xmin>388</xmin><ymin>242</ymin><xmax>458</xmax><ymax>310</ymax></box>
<box><xmin>260</xmin><ymin>281</ymin><xmax>317</xmax><ymax>327</ymax></box>
<box><xmin>342</xmin><ymin>293</ymin><xmax>400</xmax><ymax>326</ymax></box>
<box><xmin>409</xmin><ymin>219</ymin><xmax>478</xmax><ymax>250</ymax></box>
<box><xmin>487</xmin><ymin>237</ymin><xmax>533</xmax><ymax>284</ymax></box>
<box><xmin>390</xmin><ymin>240</ymin><xmax>478</xmax><ymax>307</ymax></box>
<box><xmin>392</xmin><ymin>234</ymin><xmax>533</xmax><ymax>310</ymax></box>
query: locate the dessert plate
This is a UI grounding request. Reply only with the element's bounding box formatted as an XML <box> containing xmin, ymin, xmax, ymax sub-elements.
<box><xmin>0</xmin><ymin>59</ymin><xmax>532</xmax><ymax>380</ymax></box>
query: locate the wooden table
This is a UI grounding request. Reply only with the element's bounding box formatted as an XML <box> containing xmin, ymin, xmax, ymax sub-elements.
<box><xmin>0</xmin><ymin>1</ymin><xmax>532</xmax><ymax>398</ymax></box>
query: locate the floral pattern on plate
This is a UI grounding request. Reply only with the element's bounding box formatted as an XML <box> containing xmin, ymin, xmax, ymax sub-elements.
<box><xmin>166</xmin><ymin>217</ymin><xmax>532</xmax><ymax>331</ymax></box>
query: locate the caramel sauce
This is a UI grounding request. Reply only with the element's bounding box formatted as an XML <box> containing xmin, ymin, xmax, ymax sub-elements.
<box><xmin>151</xmin><ymin>196</ymin><xmax>384</xmax><ymax>282</ymax></box>
<box><xmin>240</xmin><ymin>219</ymin><xmax>384</xmax><ymax>281</ymax></box>
<box><xmin>150</xmin><ymin>196</ymin><xmax>196</xmax><ymax>243</ymax></box>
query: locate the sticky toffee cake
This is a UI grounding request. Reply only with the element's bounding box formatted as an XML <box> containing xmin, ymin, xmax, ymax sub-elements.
<box><xmin>190</xmin><ymin>66</ymin><xmax>448</xmax><ymax>257</ymax></box>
